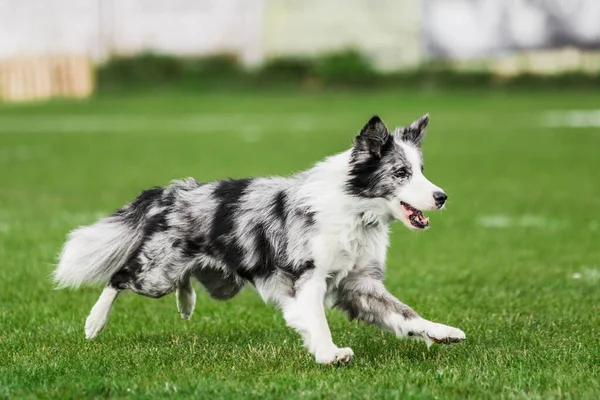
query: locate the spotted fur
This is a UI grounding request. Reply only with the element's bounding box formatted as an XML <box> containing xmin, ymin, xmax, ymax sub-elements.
<box><xmin>54</xmin><ymin>114</ymin><xmax>465</xmax><ymax>364</ymax></box>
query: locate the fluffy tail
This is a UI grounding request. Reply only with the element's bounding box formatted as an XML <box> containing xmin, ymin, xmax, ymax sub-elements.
<box><xmin>53</xmin><ymin>216</ymin><xmax>143</xmax><ymax>289</ymax></box>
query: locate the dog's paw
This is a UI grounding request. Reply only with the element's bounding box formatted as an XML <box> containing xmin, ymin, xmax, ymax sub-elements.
<box><xmin>178</xmin><ymin>302</ymin><xmax>195</xmax><ymax>320</ymax></box>
<box><xmin>176</xmin><ymin>286</ymin><xmax>196</xmax><ymax>320</ymax></box>
<box><xmin>425</xmin><ymin>322</ymin><xmax>466</xmax><ymax>345</ymax></box>
<box><xmin>316</xmin><ymin>347</ymin><xmax>354</xmax><ymax>365</ymax></box>
<box><xmin>85</xmin><ymin>314</ymin><xmax>107</xmax><ymax>340</ymax></box>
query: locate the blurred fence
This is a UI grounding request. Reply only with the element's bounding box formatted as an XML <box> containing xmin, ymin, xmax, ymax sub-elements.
<box><xmin>0</xmin><ymin>56</ymin><xmax>93</xmax><ymax>102</ymax></box>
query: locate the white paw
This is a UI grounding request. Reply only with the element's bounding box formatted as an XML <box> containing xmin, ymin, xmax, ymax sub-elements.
<box><xmin>315</xmin><ymin>347</ymin><xmax>354</xmax><ymax>365</ymax></box>
<box><xmin>425</xmin><ymin>322</ymin><xmax>466</xmax><ymax>346</ymax></box>
<box><xmin>177</xmin><ymin>287</ymin><xmax>196</xmax><ymax>320</ymax></box>
<box><xmin>85</xmin><ymin>313</ymin><xmax>108</xmax><ymax>340</ymax></box>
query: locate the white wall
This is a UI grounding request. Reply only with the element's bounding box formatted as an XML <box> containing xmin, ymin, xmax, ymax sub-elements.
<box><xmin>106</xmin><ymin>0</ymin><xmax>264</xmax><ymax>64</ymax></box>
<box><xmin>425</xmin><ymin>0</ymin><xmax>600</xmax><ymax>59</ymax></box>
<box><xmin>0</xmin><ymin>0</ymin><xmax>99</xmax><ymax>59</ymax></box>
<box><xmin>1</xmin><ymin>0</ymin><xmax>599</xmax><ymax>68</ymax></box>
<box><xmin>0</xmin><ymin>0</ymin><xmax>419</xmax><ymax>69</ymax></box>
<box><xmin>0</xmin><ymin>0</ymin><xmax>265</xmax><ymax>64</ymax></box>
<box><xmin>263</xmin><ymin>0</ymin><xmax>422</xmax><ymax>69</ymax></box>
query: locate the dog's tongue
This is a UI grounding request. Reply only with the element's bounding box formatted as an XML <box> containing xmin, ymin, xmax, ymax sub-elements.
<box><xmin>402</xmin><ymin>203</ymin><xmax>429</xmax><ymax>227</ymax></box>
<box><xmin>417</xmin><ymin>212</ymin><xmax>429</xmax><ymax>225</ymax></box>
<box><xmin>406</xmin><ymin>206</ymin><xmax>429</xmax><ymax>225</ymax></box>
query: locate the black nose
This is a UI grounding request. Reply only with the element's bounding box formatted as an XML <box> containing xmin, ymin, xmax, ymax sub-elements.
<box><xmin>433</xmin><ymin>191</ymin><xmax>447</xmax><ymax>207</ymax></box>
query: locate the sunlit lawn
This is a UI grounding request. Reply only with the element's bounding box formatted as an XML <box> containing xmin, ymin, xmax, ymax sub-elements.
<box><xmin>0</xmin><ymin>89</ymin><xmax>598</xmax><ymax>399</ymax></box>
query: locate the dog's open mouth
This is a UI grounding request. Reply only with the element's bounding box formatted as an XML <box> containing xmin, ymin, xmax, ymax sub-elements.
<box><xmin>401</xmin><ymin>202</ymin><xmax>429</xmax><ymax>230</ymax></box>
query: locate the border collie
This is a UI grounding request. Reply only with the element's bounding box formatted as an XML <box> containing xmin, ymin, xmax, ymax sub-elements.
<box><xmin>54</xmin><ymin>114</ymin><xmax>465</xmax><ymax>365</ymax></box>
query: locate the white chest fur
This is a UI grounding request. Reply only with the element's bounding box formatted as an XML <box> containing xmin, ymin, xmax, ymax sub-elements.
<box><xmin>312</xmin><ymin>214</ymin><xmax>389</xmax><ymax>285</ymax></box>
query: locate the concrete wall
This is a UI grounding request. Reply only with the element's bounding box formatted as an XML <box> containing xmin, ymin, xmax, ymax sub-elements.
<box><xmin>263</xmin><ymin>0</ymin><xmax>421</xmax><ymax>70</ymax></box>
<box><xmin>0</xmin><ymin>0</ymin><xmax>264</xmax><ymax>63</ymax></box>
<box><xmin>0</xmin><ymin>0</ymin><xmax>419</xmax><ymax>69</ymax></box>
<box><xmin>1</xmin><ymin>0</ymin><xmax>599</xmax><ymax>72</ymax></box>
<box><xmin>424</xmin><ymin>0</ymin><xmax>600</xmax><ymax>59</ymax></box>
<box><xmin>105</xmin><ymin>0</ymin><xmax>264</xmax><ymax>64</ymax></box>
<box><xmin>0</xmin><ymin>0</ymin><xmax>99</xmax><ymax>59</ymax></box>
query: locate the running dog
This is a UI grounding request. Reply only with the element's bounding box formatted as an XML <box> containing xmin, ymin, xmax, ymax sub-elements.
<box><xmin>54</xmin><ymin>114</ymin><xmax>466</xmax><ymax>365</ymax></box>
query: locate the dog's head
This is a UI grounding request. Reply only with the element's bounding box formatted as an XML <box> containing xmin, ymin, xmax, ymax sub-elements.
<box><xmin>347</xmin><ymin>115</ymin><xmax>446</xmax><ymax>230</ymax></box>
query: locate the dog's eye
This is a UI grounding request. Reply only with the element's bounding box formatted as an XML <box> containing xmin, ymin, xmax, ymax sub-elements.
<box><xmin>394</xmin><ymin>167</ymin><xmax>408</xmax><ymax>178</ymax></box>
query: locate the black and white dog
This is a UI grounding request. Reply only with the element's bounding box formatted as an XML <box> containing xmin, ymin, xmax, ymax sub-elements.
<box><xmin>54</xmin><ymin>114</ymin><xmax>465</xmax><ymax>365</ymax></box>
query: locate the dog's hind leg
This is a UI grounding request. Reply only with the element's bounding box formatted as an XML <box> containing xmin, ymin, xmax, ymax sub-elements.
<box><xmin>176</xmin><ymin>278</ymin><xmax>196</xmax><ymax>320</ymax></box>
<box><xmin>85</xmin><ymin>286</ymin><xmax>120</xmax><ymax>340</ymax></box>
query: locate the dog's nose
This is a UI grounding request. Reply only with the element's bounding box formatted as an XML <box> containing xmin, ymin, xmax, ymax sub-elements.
<box><xmin>433</xmin><ymin>191</ymin><xmax>447</xmax><ymax>208</ymax></box>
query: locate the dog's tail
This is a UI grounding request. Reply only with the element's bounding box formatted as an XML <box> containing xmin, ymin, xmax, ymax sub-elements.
<box><xmin>53</xmin><ymin>214</ymin><xmax>144</xmax><ymax>289</ymax></box>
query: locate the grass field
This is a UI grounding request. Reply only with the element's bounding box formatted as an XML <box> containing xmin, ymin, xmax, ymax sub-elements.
<box><xmin>1</xmin><ymin>89</ymin><xmax>599</xmax><ymax>399</ymax></box>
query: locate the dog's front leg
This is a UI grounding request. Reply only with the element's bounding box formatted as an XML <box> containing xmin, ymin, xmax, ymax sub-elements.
<box><xmin>334</xmin><ymin>266</ymin><xmax>466</xmax><ymax>346</ymax></box>
<box><xmin>281</xmin><ymin>274</ymin><xmax>353</xmax><ymax>365</ymax></box>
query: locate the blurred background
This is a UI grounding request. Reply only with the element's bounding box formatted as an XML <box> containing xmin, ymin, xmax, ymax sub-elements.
<box><xmin>1</xmin><ymin>1</ymin><xmax>599</xmax><ymax>398</ymax></box>
<box><xmin>1</xmin><ymin>0</ymin><xmax>600</xmax><ymax>99</ymax></box>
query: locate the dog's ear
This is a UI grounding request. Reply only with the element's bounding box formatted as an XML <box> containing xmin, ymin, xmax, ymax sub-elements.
<box><xmin>394</xmin><ymin>114</ymin><xmax>429</xmax><ymax>147</ymax></box>
<box><xmin>354</xmin><ymin>116</ymin><xmax>390</xmax><ymax>158</ymax></box>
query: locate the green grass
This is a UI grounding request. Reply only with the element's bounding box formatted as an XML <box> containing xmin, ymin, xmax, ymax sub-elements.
<box><xmin>0</xmin><ymin>89</ymin><xmax>599</xmax><ymax>399</ymax></box>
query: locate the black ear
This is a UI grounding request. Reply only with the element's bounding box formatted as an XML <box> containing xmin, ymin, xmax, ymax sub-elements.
<box><xmin>354</xmin><ymin>116</ymin><xmax>390</xmax><ymax>157</ymax></box>
<box><xmin>395</xmin><ymin>114</ymin><xmax>429</xmax><ymax>147</ymax></box>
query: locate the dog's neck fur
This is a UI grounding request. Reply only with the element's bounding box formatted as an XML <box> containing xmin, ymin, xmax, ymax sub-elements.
<box><xmin>296</xmin><ymin>150</ymin><xmax>394</xmax><ymax>229</ymax></box>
